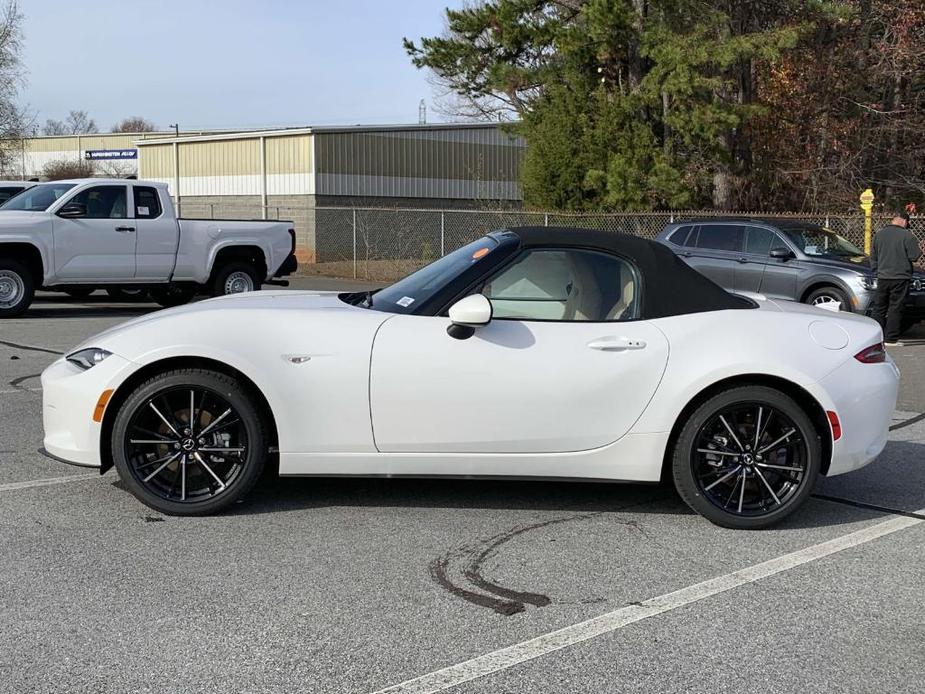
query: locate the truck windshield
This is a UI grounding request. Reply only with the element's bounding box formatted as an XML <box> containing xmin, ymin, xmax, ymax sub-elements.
<box><xmin>0</xmin><ymin>183</ymin><xmax>77</xmax><ymax>211</ymax></box>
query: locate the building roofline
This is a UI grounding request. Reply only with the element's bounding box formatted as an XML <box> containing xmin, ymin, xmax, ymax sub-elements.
<box><xmin>135</xmin><ymin>122</ymin><xmax>516</xmax><ymax>146</ymax></box>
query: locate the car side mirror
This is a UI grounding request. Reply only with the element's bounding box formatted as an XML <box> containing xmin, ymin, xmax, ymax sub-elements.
<box><xmin>57</xmin><ymin>202</ymin><xmax>87</xmax><ymax>219</ymax></box>
<box><xmin>769</xmin><ymin>247</ymin><xmax>794</xmax><ymax>260</ymax></box>
<box><xmin>447</xmin><ymin>294</ymin><xmax>492</xmax><ymax>340</ymax></box>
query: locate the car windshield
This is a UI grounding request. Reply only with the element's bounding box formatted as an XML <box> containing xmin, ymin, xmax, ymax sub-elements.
<box><xmin>345</xmin><ymin>236</ymin><xmax>503</xmax><ymax>314</ymax></box>
<box><xmin>0</xmin><ymin>183</ymin><xmax>77</xmax><ymax>211</ymax></box>
<box><xmin>780</xmin><ymin>226</ymin><xmax>865</xmax><ymax>259</ymax></box>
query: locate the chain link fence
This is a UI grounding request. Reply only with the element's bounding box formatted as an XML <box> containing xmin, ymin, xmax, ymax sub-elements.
<box><xmin>177</xmin><ymin>201</ymin><xmax>925</xmax><ymax>282</ymax></box>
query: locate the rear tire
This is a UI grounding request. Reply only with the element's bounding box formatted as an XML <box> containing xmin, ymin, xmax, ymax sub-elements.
<box><xmin>0</xmin><ymin>259</ymin><xmax>34</xmax><ymax>318</ymax></box>
<box><xmin>150</xmin><ymin>284</ymin><xmax>196</xmax><ymax>308</ymax></box>
<box><xmin>805</xmin><ymin>286</ymin><xmax>850</xmax><ymax>312</ymax></box>
<box><xmin>212</xmin><ymin>262</ymin><xmax>261</xmax><ymax>297</ymax></box>
<box><xmin>672</xmin><ymin>385</ymin><xmax>821</xmax><ymax>529</ymax></box>
<box><xmin>111</xmin><ymin>369</ymin><xmax>268</xmax><ymax>515</ymax></box>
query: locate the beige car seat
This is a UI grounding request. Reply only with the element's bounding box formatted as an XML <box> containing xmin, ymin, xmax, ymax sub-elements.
<box><xmin>605</xmin><ymin>267</ymin><xmax>636</xmax><ymax>320</ymax></box>
<box><xmin>562</xmin><ymin>254</ymin><xmax>602</xmax><ymax>320</ymax></box>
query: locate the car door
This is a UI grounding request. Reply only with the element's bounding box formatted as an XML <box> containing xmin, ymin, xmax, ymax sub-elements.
<box><xmin>682</xmin><ymin>224</ymin><xmax>743</xmax><ymax>291</ymax></box>
<box><xmin>369</xmin><ymin>247</ymin><xmax>670</xmax><ymax>454</ymax></box>
<box><xmin>757</xmin><ymin>232</ymin><xmax>801</xmax><ymax>301</ymax></box>
<box><xmin>132</xmin><ymin>185</ymin><xmax>179</xmax><ymax>280</ymax></box>
<box><xmin>52</xmin><ymin>184</ymin><xmax>136</xmax><ymax>280</ymax></box>
<box><xmin>734</xmin><ymin>225</ymin><xmax>775</xmax><ymax>293</ymax></box>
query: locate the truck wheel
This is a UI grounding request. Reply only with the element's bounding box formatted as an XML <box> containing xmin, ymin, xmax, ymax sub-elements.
<box><xmin>150</xmin><ymin>284</ymin><xmax>196</xmax><ymax>308</ymax></box>
<box><xmin>212</xmin><ymin>262</ymin><xmax>261</xmax><ymax>297</ymax></box>
<box><xmin>0</xmin><ymin>259</ymin><xmax>35</xmax><ymax>318</ymax></box>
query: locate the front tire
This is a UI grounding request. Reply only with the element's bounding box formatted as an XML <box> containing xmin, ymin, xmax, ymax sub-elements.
<box><xmin>805</xmin><ymin>286</ymin><xmax>850</xmax><ymax>312</ymax></box>
<box><xmin>212</xmin><ymin>262</ymin><xmax>261</xmax><ymax>297</ymax></box>
<box><xmin>0</xmin><ymin>259</ymin><xmax>35</xmax><ymax>318</ymax></box>
<box><xmin>672</xmin><ymin>385</ymin><xmax>821</xmax><ymax>529</ymax></box>
<box><xmin>111</xmin><ymin>369</ymin><xmax>268</xmax><ymax>515</ymax></box>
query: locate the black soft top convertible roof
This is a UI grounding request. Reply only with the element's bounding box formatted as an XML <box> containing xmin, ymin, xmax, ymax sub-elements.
<box><xmin>506</xmin><ymin>227</ymin><xmax>754</xmax><ymax>319</ymax></box>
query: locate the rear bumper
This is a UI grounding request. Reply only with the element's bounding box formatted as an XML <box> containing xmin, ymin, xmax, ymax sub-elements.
<box><xmin>820</xmin><ymin>355</ymin><xmax>900</xmax><ymax>476</ymax></box>
<box><xmin>274</xmin><ymin>253</ymin><xmax>298</xmax><ymax>278</ymax></box>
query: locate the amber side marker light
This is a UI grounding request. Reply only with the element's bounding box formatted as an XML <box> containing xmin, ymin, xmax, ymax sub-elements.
<box><xmin>826</xmin><ymin>411</ymin><xmax>842</xmax><ymax>441</ymax></box>
<box><xmin>93</xmin><ymin>389</ymin><xmax>114</xmax><ymax>423</ymax></box>
<box><xmin>854</xmin><ymin>342</ymin><xmax>886</xmax><ymax>364</ymax></box>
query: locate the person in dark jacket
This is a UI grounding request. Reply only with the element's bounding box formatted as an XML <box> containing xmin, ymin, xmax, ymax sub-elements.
<box><xmin>869</xmin><ymin>211</ymin><xmax>922</xmax><ymax>346</ymax></box>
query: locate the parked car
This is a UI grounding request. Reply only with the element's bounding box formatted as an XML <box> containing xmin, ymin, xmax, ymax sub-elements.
<box><xmin>656</xmin><ymin>218</ymin><xmax>925</xmax><ymax>332</ymax></box>
<box><xmin>0</xmin><ymin>180</ymin><xmax>36</xmax><ymax>206</ymax></box>
<box><xmin>42</xmin><ymin>227</ymin><xmax>898</xmax><ymax>529</ymax></box>
<box><xmin>0</xmin><ymin>179</ymin><xmax>298</xmax><ymax>317</ymax></box>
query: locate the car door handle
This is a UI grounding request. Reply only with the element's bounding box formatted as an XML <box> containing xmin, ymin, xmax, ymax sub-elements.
<box><xmin>587</xmin><ymin>337</ymin><xmax>647</xmax><ymax>352</ymax></box>
<box><xmin>115</xmin><ymin>226</ymin><xmax>135</xmax><ymax>233</ymax></box>
<box><xmin>679</xmin><ymin>251</ymin><xmax>692</xmax><ymax>257</ymax></box>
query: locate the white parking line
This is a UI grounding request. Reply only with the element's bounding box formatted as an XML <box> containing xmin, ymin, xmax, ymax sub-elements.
<box><xmin>369</xmin><ymin>510</ymin><xmax>925</xmax><ymax>694</ymax></box>
<box><xmin>0</xmin><ymin>473</ymin><xmax>99</xmax><ymax>492</ymax></box>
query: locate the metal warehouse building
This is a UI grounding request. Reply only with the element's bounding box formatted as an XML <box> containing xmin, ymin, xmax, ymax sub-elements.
<box><xmin>136</xmin><ymin>123</ymin><xmax>525</xmax><ymax>261</ymax></box>
<box><xmin>3</xmin><ymin>130</ymin><xmax>237</xmax><ymax>179</ymax></box>
<box><xmin>3</xmin><ymin>123</ymin><xmax>525</xmax><ymax>261</ymax></box>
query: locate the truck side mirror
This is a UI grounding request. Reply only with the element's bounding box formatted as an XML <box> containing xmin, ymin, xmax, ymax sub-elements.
<box><xmin>57</xmin><ymin>202</ymin><xmax>87</xmax><ymax>219</ymax></box>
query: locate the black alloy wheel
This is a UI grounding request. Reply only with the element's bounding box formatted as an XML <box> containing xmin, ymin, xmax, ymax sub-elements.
<box><xmin>673</xmin><ymin>386</ymin><xmax>821</xmax><ymax>529</ymax></box>
<box><xmin>112</xmin><ymin>369</ymin><xmax>267</xmax><ymax>515</ymax></box>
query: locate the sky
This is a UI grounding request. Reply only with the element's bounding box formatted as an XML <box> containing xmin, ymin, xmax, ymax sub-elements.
<box><xmin>20</xmin><ymin>0</ymin><xmax>456</xmax><ymax>132</ymax></box>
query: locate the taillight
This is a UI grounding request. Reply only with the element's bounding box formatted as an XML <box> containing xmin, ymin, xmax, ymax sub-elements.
<box><xmin>288</xmin><ymin>228</ymin><xmax>296</xmax><ymax>255</ymax></box>
<box><xmin>826</xmin><ymin>411</ymin><xmax>842</xmax><ymax>441</ymax></box>
<box><xmin>854</xmin><ymin>342</ymin><xmax>886</xmax><ymax>364</ymax></box>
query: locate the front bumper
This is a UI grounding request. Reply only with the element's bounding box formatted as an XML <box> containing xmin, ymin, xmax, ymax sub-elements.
<box><xmin>820</xmin><ymin>354</ymin><xmax>900</xmax><ymax>476</ymax></box>
<box><xmin>41</xmin><ymin>354</ymin><xmax>135</xmax><ymax>468</ymax></box>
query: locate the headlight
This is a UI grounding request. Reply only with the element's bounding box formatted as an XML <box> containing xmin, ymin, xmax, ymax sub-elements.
<box><xmin>66</xmin><ymin>348</ymin><xmax>112</xmax><ymax>370</ymax></box>
<box><xmin>860</xmin><ymin>275</ymin><xmax>877</xmax><ymax>290</ymax></box>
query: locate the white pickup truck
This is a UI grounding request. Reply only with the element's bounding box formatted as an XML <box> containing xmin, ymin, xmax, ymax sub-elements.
<box><xmin>0</xmin><ymin>179</ymin><xmax>297</xmax><ymax>317</ymax></box>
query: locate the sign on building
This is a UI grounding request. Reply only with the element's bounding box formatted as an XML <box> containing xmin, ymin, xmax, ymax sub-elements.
<box><xmin>84</xmin><ymin>149</ymin><xmax>138</xmax><ymax>161</ymax></box>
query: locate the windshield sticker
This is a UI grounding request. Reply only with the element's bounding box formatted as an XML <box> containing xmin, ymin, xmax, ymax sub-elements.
<box><xmin>137</xmin><ymin>206</ymin><xmax>149</xmax><ymax>216</ymax></box>
<box><xmin>472</xmin><ymin>247</ymin><xmax>491</xmax><ymax>260</ymax></box>
<box><xmin>804</xmin><ymin>245</ymin><xmax>819</xmax><ymax>255</ymax></box>
<box><xmin>396</xmin><ymin>296</ymin><xmax>415</xmax><ymax>307</ymax></box>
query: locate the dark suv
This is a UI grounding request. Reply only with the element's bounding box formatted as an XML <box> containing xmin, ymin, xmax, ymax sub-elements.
<box><xmin>657</xmin><ymin>218</ymin><xmax>925</xmax><ymax>331</ymax></box>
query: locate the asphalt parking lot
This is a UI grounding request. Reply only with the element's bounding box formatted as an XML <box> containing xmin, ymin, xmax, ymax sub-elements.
<box><xmin>1</xmin><ymin>281</ymin><xmax>923</xmax><ymax>694</ymax></box>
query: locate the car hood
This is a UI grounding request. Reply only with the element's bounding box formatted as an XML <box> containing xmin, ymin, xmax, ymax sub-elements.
<box><xmin>807</xmin><ymin>255</ymin><xmax>925</xmax><ymax>280</ymax></box>
<box><xmin>71</xmin><ymin>290</ymin><xmax>376</xmax><ymax>354</ymax></box>
<box><xmin>805</xmin><ymin>255</ymin><xmax>871</xmax><ymax>273</ymax></box>
<box><xmin>0</xmin><ymin>211</ymin><xmax>51</xmax><ymax>230</ymax></box>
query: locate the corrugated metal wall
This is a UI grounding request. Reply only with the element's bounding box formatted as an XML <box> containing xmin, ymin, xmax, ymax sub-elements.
<box><xmin>138</xmin><ymin>133</ymin><xmax>316</xmax><ymax>197</ymax></box>
<box><xmin>313</xmin><ymin>127</ymin><xmax>524</xmax><ymax>200</ymax></box>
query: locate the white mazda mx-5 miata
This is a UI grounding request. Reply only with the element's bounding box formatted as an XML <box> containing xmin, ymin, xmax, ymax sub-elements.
<box><xmin>42</xmin><ymin>228</ymin><xmax>900</xmax><ymax>528</ymax></box>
